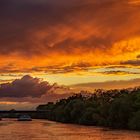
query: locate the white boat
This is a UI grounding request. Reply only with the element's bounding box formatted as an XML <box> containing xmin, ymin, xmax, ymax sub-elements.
<box><xmin>18</xmin><ymin>115</ymin><xmax>32</xmax><ymax>121</ymax></box>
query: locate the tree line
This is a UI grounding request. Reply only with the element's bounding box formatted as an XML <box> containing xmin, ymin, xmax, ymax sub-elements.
<box><xmin>37</xmin><ymin>88</ymin><xmax>140</xmax><ymax>130</ymax></box>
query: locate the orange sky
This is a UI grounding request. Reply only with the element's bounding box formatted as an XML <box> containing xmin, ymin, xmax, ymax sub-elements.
<box><xmin>0</xmin><ymin>0</ymin><xmax>140</xmax><ymax>109</ymax></box>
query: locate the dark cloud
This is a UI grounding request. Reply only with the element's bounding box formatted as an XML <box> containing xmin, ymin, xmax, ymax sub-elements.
<box><xmin>121</xmin><ymin>59</ymin><xmax>140</xmax><ymax>66</ymax></box>
<box><xmin>104</xmin><ymin>65</ymin><xmax>131</xmax><ymax>69</ymax></box>
<box><xmin>0</xmin><ymin>0</ymin><xmax>140</xmax><ymax>57</ymax></box>
<box><xmin>137</xmin><ymin>54</ymin><xmax>140</xmax><ymax>59</ymax></box>
<box><xmin>43</xmin><ymin>62</ymin><xmax>92</xmax><ymax>74</ymax></box>
<box><xmin>98</xmin><ymin>70</ymin><xmax>140</xmax><ymax>75</ymax></box>
<box><xmin>72</xmin><ymin>78</ymin><xmax>140</xmax><ymax>90</ymax></box>
<box><xmin>0</xmin><ymin>75</ymin><xmax>59</xmax><ymax>98</ymax></box>
<box><xmin>0</xmin><ymin>62</ymin><xmax>91</xmax><ymax>74</ymax></box>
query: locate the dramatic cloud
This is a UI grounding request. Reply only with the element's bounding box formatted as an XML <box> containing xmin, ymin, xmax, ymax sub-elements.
<box><xmin>0</xmin><ymin>0</ymin><xmax>140</xmax><ymax>74</ymax></box>
<box><xmin>0</xmin><ymin>75</ymin><xmax>63</xmax><ymax>98</ymax></box>
<box><xmin>1</xmin><ymin>0</ymin><xmax>140</xmax><ymax>109</ymax></box>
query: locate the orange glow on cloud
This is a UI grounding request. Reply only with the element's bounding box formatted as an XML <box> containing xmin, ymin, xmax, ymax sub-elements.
<box><xmin>0</xmin><ymin>0</ymin><xmax>140</xmax><ymax>85</ymax></box>
<box><xmin>1</xmin><ymin>0</ymin><xmax>140</xmax><ymax>109</ymax></box>
<box><xmin>0</xmin><ymin>37</ymin><xmax>140</xmax><ymax>74</ymax></box>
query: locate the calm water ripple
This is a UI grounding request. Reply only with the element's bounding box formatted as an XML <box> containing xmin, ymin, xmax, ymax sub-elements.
<box><xmin>0</xmin><ymin>118</ymin><xmax>139</xmax><ymax>140</ymax></box>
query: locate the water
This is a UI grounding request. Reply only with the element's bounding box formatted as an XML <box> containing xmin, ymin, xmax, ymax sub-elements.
<box><xmin>0</xmin><ymin>118</ymin><xmax>140</xmax><ymax>140</ymax></box>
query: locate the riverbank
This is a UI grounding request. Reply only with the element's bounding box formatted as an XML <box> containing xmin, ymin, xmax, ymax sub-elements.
<box><xmin>37</xmin><ymin>88</ymin><xmax>140</xmax><ymax>131</ymax></box>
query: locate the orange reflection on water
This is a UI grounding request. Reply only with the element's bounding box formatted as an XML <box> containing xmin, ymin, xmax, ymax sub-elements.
<box><xmin>0</xmin><ymin>119</ymin><xmax>139</xmax><ymax>140</ymax></box>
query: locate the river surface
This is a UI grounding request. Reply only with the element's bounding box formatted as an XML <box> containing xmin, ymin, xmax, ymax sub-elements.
<box><xmin>0</xmin><ymin>118</ymin><xmax>140</xmax><ymax>140</ymax></box>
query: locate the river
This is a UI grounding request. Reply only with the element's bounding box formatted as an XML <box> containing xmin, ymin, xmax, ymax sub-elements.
<box><xmin>0</xmin><ymin>118</ymin><xmax>140</xmax><ymax>140</ymax></box>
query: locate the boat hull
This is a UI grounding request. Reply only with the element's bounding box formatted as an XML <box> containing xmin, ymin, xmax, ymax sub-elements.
<box><xmin>18</xmin><ymin>118</ymin><xmax>32</xmax><ymax>121</ymax></box>
<box><xmin>18</xmin><ymin>115</ymin><xmax>32</xmax><ymax>121</ymax></box>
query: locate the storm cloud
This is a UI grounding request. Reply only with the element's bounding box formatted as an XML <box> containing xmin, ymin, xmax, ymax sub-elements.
<box><xmin>0</xmin><ymin>0</ymin><xmax>140</xmax><ymax>75</ymax></box>
<box><xmin>0</xmin><ymin>75</ymin><xmax>58</xmax><ymax>98</ymax></box>
<box><xmin>0</xmin><ymin>0</ymin><xmax>140</xmax><ymax>56</ymax></box>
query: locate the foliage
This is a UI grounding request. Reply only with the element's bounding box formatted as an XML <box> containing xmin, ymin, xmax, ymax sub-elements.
<box><xmin>36</xmin><ymin>88</ymin><xmax>140</xmax><ymax>130</ymax></box>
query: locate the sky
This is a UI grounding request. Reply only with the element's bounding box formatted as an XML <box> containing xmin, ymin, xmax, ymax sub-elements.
<box><xmin>0</xmin><ymin>0</ymin><xmax>140</xmax><ymax>110</ymax></box>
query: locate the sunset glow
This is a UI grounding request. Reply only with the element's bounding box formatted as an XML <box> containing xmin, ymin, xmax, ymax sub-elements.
<box><xmin>0</xmin><ymin>0</ymin><xmax>140</xmax><ymax>109</ymax></box>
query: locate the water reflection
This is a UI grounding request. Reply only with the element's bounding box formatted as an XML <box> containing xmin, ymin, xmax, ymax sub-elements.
<box><xmin>0</xmin><ymin>119</ymin><xmax>139</xmax><ymax>140</ymax></box>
